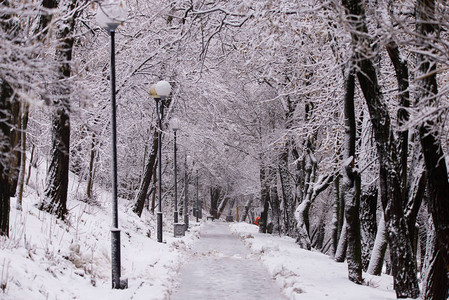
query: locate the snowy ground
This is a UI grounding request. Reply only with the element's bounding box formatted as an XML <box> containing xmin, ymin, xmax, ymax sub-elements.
<box><xmin>0</xmin><ymin>162</ymin><xmax>415</xmax><ymax>300</ymax></box>
<box><xmin>0</xmin><ymin>167</ymin><xmax>201</xmax><ymax>300</ymax></box>
<box><xmin>230</xmin><ymin>223</ymin><xmax>403</xmax><ymax>300</ymax></box>
<box><xmin>171</xmin><ymin>221</ymin><xmax>286</xmax><ymax>300</ymax></box>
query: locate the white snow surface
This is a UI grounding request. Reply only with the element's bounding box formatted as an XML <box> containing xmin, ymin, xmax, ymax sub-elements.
<box><xmin>0</xmin><ymin>165</ymin><xmax>417</xmax><ymax>300</ymax></box>
<box><xmin>230</xmin><ymin>223</ymin><xmax>407</xmax><ymax>300</ymax></box>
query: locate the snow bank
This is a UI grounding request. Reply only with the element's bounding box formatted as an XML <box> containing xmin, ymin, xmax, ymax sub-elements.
<box><xmin>230</xmin><ymin>222</ymin><xmax>403</xmax><ymax>300</ymax></box>
<box><xmin>0</xmin><ymin>171</ymin><xmax>200</xmax><ymax>300</ymax></box>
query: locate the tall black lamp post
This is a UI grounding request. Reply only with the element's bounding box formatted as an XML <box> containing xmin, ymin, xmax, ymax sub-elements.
<box><xmin>150</xmin><ymin>80</ymin><xmax>172</xmax><ymax>243</ymax></box>
<box><xmin>170</xmin><ymin>118</ymin><xmax>180</xmax><ymax>223</ymax></box>
<box><xmin>184</xmin><ymin>155</ymin><xmax>191</xmax><ymax>229</ymax></box>
<box><xmin>96</xmin><ymin>1</ymin><xmax>127</xmax><ymax>289</ymax></box>
<box><xmin>196</xmin><ymin>169</ymin><xmax>199</xmax><ymax>222</ymax></box>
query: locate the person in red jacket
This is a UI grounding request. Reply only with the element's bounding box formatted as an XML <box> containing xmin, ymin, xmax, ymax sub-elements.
<box><xmin>254</xmin><ymin>216</ymin><xmax>260</xmax><ymax>226</ymax></box>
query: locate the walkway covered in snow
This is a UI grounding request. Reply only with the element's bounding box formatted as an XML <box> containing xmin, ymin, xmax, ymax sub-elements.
<box><xmin>170</xmin><ymin>221</ymin><xmax>286</xmax><ymax>300</ymax></box>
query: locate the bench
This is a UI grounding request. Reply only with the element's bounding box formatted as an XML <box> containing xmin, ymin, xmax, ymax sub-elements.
<box><xmin>206</xmin><ymin>216</ymin><xmax>215</xmax><ymax>221</ymax></box>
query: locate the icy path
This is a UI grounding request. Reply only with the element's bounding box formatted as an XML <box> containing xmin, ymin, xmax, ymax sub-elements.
<box><xmin>170</xmin><ymin>221</ymin><xmax>287</xmax><ymax>300</ymax></box>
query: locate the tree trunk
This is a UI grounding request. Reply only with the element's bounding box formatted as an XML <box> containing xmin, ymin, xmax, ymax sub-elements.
<box><xmin>216</xmin><ymin>196</ymin><xmax>228</xmax><ymax>219</ymax></box>
<box><xmin>0</xmin><ymin>79</ymin><xmax>13</xmax><ymax>236</ymax></box>
<box><xmin>330</xmin><ymin>175</ymin><xmax>343</xmax><ymax>257</ymax></box>
<box><xmin>341</xmin><ymin>0</ymin><xmax>419</xmax><ymax>296</ymax></box>
<box><xmin>39</xmin><ymin>0</ymin><xmax>81</xmax><ymax>220</ymax></box>
<box><xmin>367</xmin><ymin>213</ymin><xmax>388</xmax><ymax>275</ymax></box>
<box><xmin>259</xmin><ymin>163</ymin><xmax>270</xmax><ymax>233</ymax></box>
<box><xmin>334</xmin><ymin>217</ymin><xmax>347</xmax><ymax>263</ymax></box>
<box><xmin>342</xmin><ymin>62</ymin><xmax>363</xmax><ymax>284</ymax></box>
<box><xmin>86</xmin><ymin>132</ymin><xmax>96</xmax><ymax>199</ymax></box>
<box><xmin>415</xmin><ymin>1</ymin><xmax>449</xmax><ymax>298</ymax></box>
<box><xmin>16</xmin><ymin>102</ymin><xmax>29</xmax><ymax>210</ymax></box>
<box><xmin>268</xmin><ymin>166</ymin><xmax>281</xmax><ymax>234</ymax></box>
<box><xmin>8</xmin><ymin>98</ymin><xmax>21</xmax><ymax>197</ymax></box>
<box><xmin>241</xmin><ymin>196</ymin><xmax>253</xmax><ymax>223</ymax></box>
<box><xmin>209</xmin><ymin>186</ymin><xmax>220</xmax><ymax>219</ymax></box>
<box><xmin>133</xmin><ymin>129</ymin><xmax>158</xmax><ymax>217</ymax></box>
<box><xmin>360</xmin><ymin>185</ymin><xmax>378</xmax><ymax>271</ymax></box>
<box><xmin>279</xmin><ymin>147</ymin><xmax>295</xmax><ymax>236</ymax></box>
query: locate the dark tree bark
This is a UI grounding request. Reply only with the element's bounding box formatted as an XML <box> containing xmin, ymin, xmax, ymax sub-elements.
<box><xmin>330</xmin><ymin>175</ymin><xmax>343</xmax><ymax>257</ymax></box>
<box><xmin>40</xmin><ymin>0</ymin><xmax>81</xmax><ymax>220</ymax></box>
<box><xmin>16</xmin><ymin>102</ymin><xmax>29</xmax><ymax>210</ymax></box>
<box><xmin>386</xmin><ymin>40</ymin><xmax>410</xmax><ymax>204</ymax></box>
<box><xmin>341</xmin><ymin>61</ymin><xmax>363</xmax><ymax>283</ymax></box>
<box><xmin>133</xmin><ymin>129</ymin><xmax>158</xmax><ymax>217</ymax></box>
<box><xmin>86</xmin><ymin>133</ymin><xmax>97</xmax><ymax>200</ymax></box>
<box><xmin>0</xmin><ymin>79</ymin><xmax>13</xmax><ymax>236</ymax></box>
<box><xmin>360</xmin><ymin>185</ymin><xmax>377</xmax><ymax>271</ymax></box>
<box><xmin>386</xmin><ymin>36</ymin><xmax>426</xmax><ymax>257</ymax></box>
<box><xmin>341</xmin><ymin>0</ymin><xmax>419</xmax><ymax>297</ymax></box>
<box><xmin>8</xmin><ymin>99</ymin><xmax>21</xmax><ymax>197</ymax></box>
<box><xmin>209</xmin><ymin>186</ymin><xmax>220</xmax><ymax>219</ymax></box>
<box><xmin>259</xmin><ymin>162</ymin><xmax>270</xmax><ymax>234</ymax></box>
<box><xmin>268</xmin><ymin>165</ymin><xmax>281</xmax><ymax>234</ymax></box>
<box><xmin>415</xmin><ymin>1</ymin><xmax>449</xmax><ymax>298</ymax></box>
<box><xmin>279</xmin><ymin>147</ymin><xmax>295</xmax><ymax>237</ymax></box>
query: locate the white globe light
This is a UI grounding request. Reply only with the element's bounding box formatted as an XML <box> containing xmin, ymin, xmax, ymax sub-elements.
<box><xmin>170</xmin><ymin>117</ymin><xmax>181</xmax><ymax>131</ymax></box>
<box><xmin>96</xmin><ymin>0</ymin><xmax>128</xmax><ymax>30</ymax></box>
<box><xmin>155</xmin><ymin>80</ymin><xmax>172</xmax><ymax>97</ymax></box>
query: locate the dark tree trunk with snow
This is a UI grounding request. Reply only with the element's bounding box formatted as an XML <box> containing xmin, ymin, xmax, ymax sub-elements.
<box><xmin>0</xmin><ymin>79</ymin><xmax>13</xmax><ymax>236</ymax></box>
<box><xmin>133</xmin><ymin>129</ymin><xmax>158</xmax><ymax>217</ymax></box>
<box><xmin>259</xmin><ymin>163</ymin><xmax>270</xmax><ymax>233</ymax></box>
<box><xmin>268</xmin><ymin>166</ymin><xmax>281</xmax><ymax>234</ymax></box>
<box><xmin>216</xmin><ymin>196</ymin><xmax>229</xmax><ymax>219</ymax></box>
<box><xmin>210</xmin><ymin>186</ymin><xmax>220</xmax><ymax>219</ymax></box>
<box><xmin>86</xmin><ymin>133</ymin><xmax>97</xmax><ymax>200</ymax></box>
<box><xmin>367</xmin><ymin>213</ymin><xmax>388</xmax><ymax>275</ymax></box>
<box><xmin>341</xmin><ymin>62</ymin><xmax>362</xmax><ymax>283</ymax></box>
<box><xmin>360</xmin><ymin>185</ymin><xmax>377</xmax><ymax>271</ymax></box>
<box><xmin>8</xmin><ymin>99</ymin><xmax>21</xmax><ymax>197</ymax></box>
<box><xmin>279</xmin><ymin>148</ymin><xmax>295</xmax><ymax>237</ymax></box>
<box><xmin>330</xmin><ymin>175</ymin><xmax>343</xmax><ymax>257</ymax></box>
<box><xmin>341</xmin><ymin>0</ymin><xmax>419</xmax><ymax>297</ymax></box>
<box><xmin>16</xmin><ymin>102</ymin><xmax>29</xmax><ymax>210</ymax></box>
<box><xmin>334</xmin><ymin>217</ymin><xmax>347</xmax><ymax>263</ymax></box>
<box><xmin>415</xmin><ymin>1</ymin><xmax>449</xmax><ymax>298</ymax></box>
<box><xmin>40</xmin><ymin>0</ymin><xmax>80</xmax><ymax>220</ymax></box>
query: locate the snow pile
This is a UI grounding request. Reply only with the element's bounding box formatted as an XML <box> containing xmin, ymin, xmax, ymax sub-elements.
<box><xmin>230</xmin><ymin>222</ymin><xmax>401</xmax><ymax>300</ymax></box>
<box><xmin>0</xmin><ymin>171</ymin><xmax>200</xmax><ymax>300</ymax></box>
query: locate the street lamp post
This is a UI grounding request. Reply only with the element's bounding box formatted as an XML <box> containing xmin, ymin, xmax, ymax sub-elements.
<box><xmin>196</xmin><ymin>169</ymin><xmax>199</xmax><ymax>222</ymax></box>
<box><xmin>150</xmin><ymin>81</ymin><xmax>172</xmax><ymax>243</ymax></box>
<box><xmin>184</xmin><ymin>155</ymin><xmax>190</xmax><ymax>229</ymax></box>
<box><xmin>170</xmin><ymin>118</ymin><xmax>180</xmax><ymax>223</ymax></box>
<box><xmin>96</xmin><ymin>1</ymin><xmax>127</xmax><ymax>289</ymax></box>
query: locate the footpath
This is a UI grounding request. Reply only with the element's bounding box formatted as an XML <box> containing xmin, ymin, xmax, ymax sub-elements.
<box><xmin>170</xmin><ymin>221</ymin><xmax>286</xmax><ymax>300</ymax></box>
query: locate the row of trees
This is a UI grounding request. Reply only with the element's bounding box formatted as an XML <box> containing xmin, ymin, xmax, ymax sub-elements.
<box><xmin>1</xmin><ymin>0</ymin><xmax>448</xmax><ymax>299</ymax></box>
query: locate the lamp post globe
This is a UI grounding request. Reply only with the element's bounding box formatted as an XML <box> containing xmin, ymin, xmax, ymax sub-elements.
<box><xmin>155</xmin><ymin>80</ymin><xmax>172</xmax><ymax>98</ymax></box>
<box><xmin>170</xmin><ymin>117</ymin><xmax>180</xmax><ymax>131</ymax></box>
<box><xmin>96</xmin><ymin>0</ymin><xmax>127</xmax><ymax>32</ymax></box>
<box><xmin>96</xmin><ymin>0</ymin><xmax>128</xmax><ymax>290</ymax></box>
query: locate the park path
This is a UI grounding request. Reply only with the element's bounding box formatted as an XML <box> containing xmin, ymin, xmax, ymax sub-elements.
<box><xmin>170</xmin><ymin>221</ymin><xmax>286</xmax><ymax>300</ymax></box>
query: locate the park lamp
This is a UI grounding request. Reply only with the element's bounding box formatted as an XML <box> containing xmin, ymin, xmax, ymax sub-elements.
<box><xmin>150</xmin><ymin>80</ymin><xmax>172</xmax><ymax>100</ymax></box>
<box><xmin>151</xmin><ymin>80</ymin><xmax>172</xmax><ymax>243</ymax></box>
<box><xmin>96</xmin><ymin>0</ymin><xmax>128</xmax><ymax>32</ymax></box>
<box><xmin>96</xmin><ymin>0</ymin><xmax>128</xmax><ymax>291</ymax></box>
<box><xmin>170</xmin><ymin>117</ymin><xmax>181</xmax><ymax>131</ymax></box>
